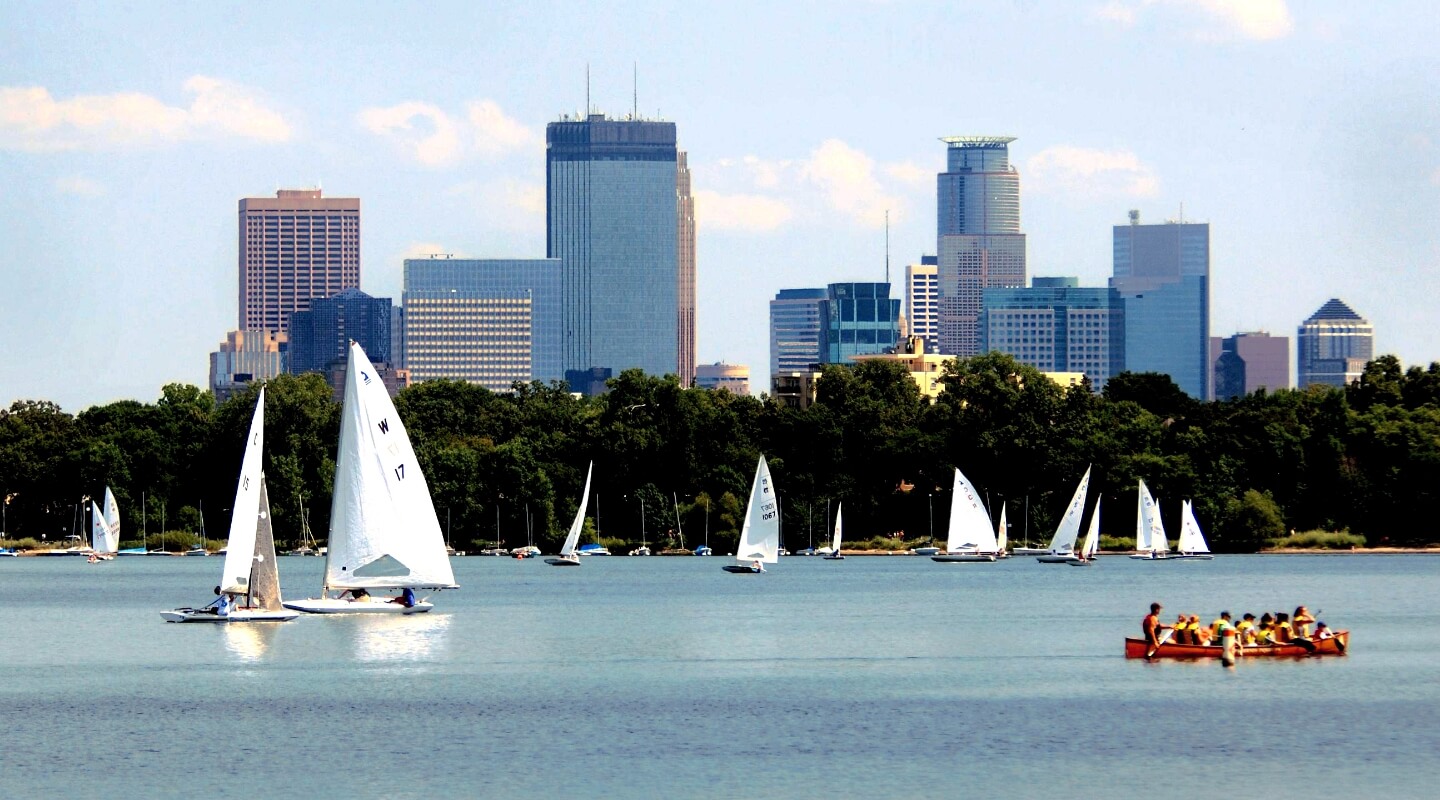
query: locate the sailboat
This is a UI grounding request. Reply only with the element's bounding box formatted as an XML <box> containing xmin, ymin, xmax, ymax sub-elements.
<box><xmin>88</xmin><ymin>487</ymin><xmax>120</xmax><ymax>561</ymax></box>
<box><xmin>822</xmin><ymin>502</ymin><xmax>845</xmax><ymax>560</ymax></box>
<box><xmin>162</xmin><ymin>388</ymin><xmax>298</xmax><ymax>622</ymax></box>
<box><xmin>1067</xmin><ymin>501</ymin><xmax>1102</xmax><ymax>566</ymax></box>
<box><xmin>285</xmin><ymin>342</ymin><xmax>458</xmax><ymax>613</ymax></box>
<box><xmin>546</xmin><ymin>462</ymin><xmax>592</xmax><ymax>566</ymax></box>
<box><xmin>722</xmin><ymin>455</ymin><xmax>779</xmax><ymax>574</ymax></box>
<box><xmin>1011</xmin><ymin>496</ymin><xmax>1049</xmax><ymax>555</ymax></box>
<box><xmin>995</xmin><ymin>502</ymin><xmax>1009</xmax><ymax>558</ymax></box>
<box><xmin>1036</xmin><ymin>467</ymin><xmax>1092</xmax><ymax>563</ymax></box>
<box><xmin>1129</xmin><ymin>479</ymin><xmax>1171</xmax><ymax>560</ymax></box>
<box><xmin>1174</xmin><ymin>499</ymin><xmax>1214</xmax><ymax>560</ymax></box>
<box><xmin>932</xmin><ymin>468</ymin><xmax>999</xmax><ymax>562</ymax></box>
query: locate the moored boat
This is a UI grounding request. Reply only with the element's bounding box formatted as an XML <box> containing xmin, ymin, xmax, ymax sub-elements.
<box><xmin>1124</xmin><ymin>633</ymin><xmax>1348</xmax><ymax>659</ymax></box>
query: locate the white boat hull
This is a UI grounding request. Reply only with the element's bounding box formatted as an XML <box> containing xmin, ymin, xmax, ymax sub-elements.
<box><xmin>160</xmin><ymin>607</ymin><xmax>300</xmax><ymax>623</ymax></box>
<box><xmin>910</xmin><ymin>547</ymin><xmax>941</xmax><ymax>556</ymax></box>
<box><xmin>931</xmin><ymin>553</ymin><xmax>997</xmax><ymax>563</ymax></box>
<box><xmin>282</xmin><ymin>597</ymin><xmax>434</xmax><ymax>614</ymax></box>
<box><xmin>1129</xmin><ymin>553</ymin><xmax>1172</xmax><ymax>560</ymax></box>
<box><xmin>823</xmin><ymin>554</ymin><xmax>845</xmax><ymax>560</ymax></box>
<box><xmin>1065</xmin><ymin>557</ymin><xmax>1094</xmax><ymax>566</ymax></box>
<box><xmin>1035</xmin><ymin>552</ymin><xmax>1075</xmax><ymax>563</ymax></box>
<box><xmin>544</xmin><ymin>557</ymin><xmax>582</xmax><ymax>566</ymax></box>
<box><xmin>1011</xmin><ymin>547</ymin><xmax>1050</xmax><ymax>556</ymax></box>
<box><xmin>1173</xmin><ymin>553</ymin><xmax>1214</xmax><ymax>560</ymax></box>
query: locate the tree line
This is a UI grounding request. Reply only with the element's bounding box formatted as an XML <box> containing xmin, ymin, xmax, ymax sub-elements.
<box><xmin>3</xmin><ymin>353</ymin><xmax>1438</xmax><ymax>554</ymax></box>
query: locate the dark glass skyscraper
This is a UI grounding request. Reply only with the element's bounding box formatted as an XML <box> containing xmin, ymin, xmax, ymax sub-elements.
<box><xmin>287</xmin><ymin>288</ymin><xmax>392</xmax><ymax>374</ymax></box>
<box><xmin>820</xmin><ymin>282</ymin><xmax>901</xmax><ymax>365</ymax></box>
<box><xmin>547</xmin><ymin>114</ymin><xmax>679</xmax><ymax>380</ymax></box>
<box><xmin>936</xmin><ymin>136</ymin><xmax>1027</xmax><ymax>356</ymax></box>
<box><xmin>770</xmin><ymin>288</ymin><xmax>827</xmax><ymax>377</ymax></box>
<box><xmin>1111</xmin><ymin>212</ymin><xmax>1210</xmax><ymax>399</ymax></box>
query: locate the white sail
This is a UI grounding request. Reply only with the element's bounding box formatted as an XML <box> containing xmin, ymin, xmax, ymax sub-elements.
<box><xmin>560</xmin><ymin>462</ymin><xmax>593</xmax><ymax>557</ymax></box>
<box><xmin>1045</xmin><ymin>467</ymin><xmax>1091</xmax><ymax>553</ymax></box>
<box><xmin>1079</xmin><ymin>501</ymin><xmax>1101</xmax><ymax>558</ymax></box>
<box><xmin>831</xmin><ymin>502</ymin><xmax>843</xmax><ymax>553</ymax></box>
<box><xmin>996</xmin><ymin>503</ymin><xmax>1008</xmax><ymax>552</ymax></box>
<box><xmin>734</xmin><ymin>456</ymin><xmax>780</xmax><ymax>565</ymax></box>
<box><xmin>1135</xmin><ymin>479</ymin><xmax>1154</xmax><ymax>552</ymax></box>
<box><xmin>946</xmin><ymin>468</ymin><xmax>998</xmax><ymax>553</ymax></box>
<box><xmin>1178</xmin><ymin>499</ymin><xmax>1210</xmax><ymax>554</ymax></box>
<box><xmin>89</xmin><ymin>501</ymin><xmax>107</xmax><ymax>552</ymax></box>
<box><xmin>98</xmin><ymin>487</ymin><xmax>121</xmax><ymax>553</ymax></box>
<box><xmin>219</xmin><ymin>387</ymin><xmax>266</xmax><ymax>596</ymax></box>
<box><xmin>325</xmin><ymin>342</ymin><xmax>456</xmax><ymax>590</ymax></box>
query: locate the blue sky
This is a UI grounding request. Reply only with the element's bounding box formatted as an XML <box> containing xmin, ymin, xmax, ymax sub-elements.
<box><xmin>3</xmin><ymin>1</ymin><xmax>1438</xmax><ymax>410</ymax></box>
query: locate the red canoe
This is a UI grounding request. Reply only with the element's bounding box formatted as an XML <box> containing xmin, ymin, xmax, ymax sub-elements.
<box><xmin>1124</xmin><ymin>632</ymin><xmax>1349</xmax><ymax>659</ymax></box>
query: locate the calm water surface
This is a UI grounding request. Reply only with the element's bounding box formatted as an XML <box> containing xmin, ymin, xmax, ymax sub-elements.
<box><xmin>3</xmin><ymin>554</ymin><xmax>1439</xmax><ymax>798</ymax></box>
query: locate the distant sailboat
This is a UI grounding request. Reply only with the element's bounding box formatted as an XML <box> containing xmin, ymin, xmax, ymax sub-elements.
<box><xmin>823</xmin><ymin>502</ymin><xmax>845</xmax><ymax>560</ymax></box>
<box><xmin>161</xmin><ymin>388</ymin><xmax>298</xmax><ymax>622</ymax></box>
<box><xmin>932</xmin><ymin>468</ymin><xmax>999</xmax><ymax>563</ymax></box>
<box><xmin>285</xmin><ymin>342</ymin><xmax>458</xmax><ymax>613</ymax></box>
<box><xmin>995</xmin><ymin>502</ymin><xmax>1009</xmax><ymax>558</ymax></box>
<box><xmin>1067</xmin><ymin>501</ymin><xmax>1102</xmax><ymax>566</ymax></box>
<box><xmin>546</xmin><ymin>462</ymin><xmax>592</xmax><ymax>566</ymax></box>
<box><xmin>91</xmin><ymin>487</ymin><xmax>121</xmax><ymax>558</ymax></box>
<box><xmin>1174</xmin><ymin>499</ymin><xmax>1214</xmax><ymax>560</ymax></box>
<box><xmin>1036</xmin><ymin>467</ymin><xmax>1092</xmax><ymax>563</ymax></box>
<box><xmin>1129</xmin><ymin>479</ymin><xmax>1171</xmax><ymax>560</ymax></box>
<box><xmin>722</xmin><ymin>456</ymin><xmax>779</xmax><ymax>574</ymax></box>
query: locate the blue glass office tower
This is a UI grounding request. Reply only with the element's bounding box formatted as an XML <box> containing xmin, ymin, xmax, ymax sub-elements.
<box><xmin>981</xmin><ymin>278</ymin><xmax>1124</xmax><ymax>390</ymax></box>
<box><xmin>547</xmin><ymin>114</ymin><xmax>679</xmax><ymax>381</ymax></box>
<box><xmin>287</xmin><ymin>288</ymin><xmax>392</xmax><ymax>374</ymax></box>
<box><xmin>936</xmin><ymin>137</ymin><xmax>1027</xmax><ymax>356</ymax></box>
<box><xmin>1297</xmin><ymin>299</ymin><xmax>1373</xmax><ymax>389</ymax></box>
<box><xmin>1110</xmin><ymin>212</ymin><xmax>1210</xmax><ymax>399</ymax></box>
<box><xmin>820</xmin><ymin>283</ymin><xmax>901</xmax><ymax>364</ymax></box>
<box><xmin>770</xmin><ymin>288</ymin><xmax>827</xmax><ymax>377</ymax></box>
<box><xmin>402</xmin><ymin>258</ymin><xmax>562</xmax><ymax>388</ymax></box>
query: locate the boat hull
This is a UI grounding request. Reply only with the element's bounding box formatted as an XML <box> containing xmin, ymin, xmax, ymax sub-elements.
<box><xmin>1124</xmin><ymin>633</ymin><xmax>1348</xmax><ymax>659</ymax></box>
<box><xmin>931</xmin><ymin>553</ymin><xmax>996</xmax><ymax>563</ymax></box>
<box><xmin>823</xmin><ymin>554</ymin><xmax>846</xmax><ymax>561</ymax></box>
<box><xmin>910</xmin><ymin>547</ymin><xmax>941</xmax><ymax>556</ymax></box>
<box><xmin>544</xmin><ymin>557</ymin><xmax>581</xmax><ymax>566</ymax></box>
<box><xmin>722</xmin><ymin>565</ymin><xmax>764</xmax><ymax>573</ymax></box>
<box><xmin>282</xmin><ymin>597</ymin><xmax>434</xmax><ymax>614</ymax></box>
<box><xmin>161</xmin><ymin>607</ymin><xmax>300</xmax><ymax>623</ymax></box>
<box><xmin>1129</xmin><ymin>553</ymin><xmax>1173</xmax><ymax>560</ymax></box>
<box><xmin>1035</xmin><ymin>553</ymin><xmax>1075</xmax><ymax>563</ymax></box>
<box><xmin>1012</xmin><ymin>547</ymin><xmax>1050</xmax><ymax>556</ymax></box>
<box><xmin>1065</xmin><ymin>558</ymin><xmax>1094</xmax><ymax>566</ymax></box>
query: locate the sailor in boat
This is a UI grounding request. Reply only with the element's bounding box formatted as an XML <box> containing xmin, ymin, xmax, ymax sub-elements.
<box><xmin>1142</xmin><ymin>603</ymin><xmax>1171</xmax><ymax>660</ymax></box>
<box><xmin>338</xmin><ymin>588</ymin><xmax>371</xmax><ymax>602</ymax></box>
<box><xmin>390</xmin><ymin>588</ymin><xmax>417</xmax><ymax>608</ymax></box>
<box><xmin>752</xmin><ymin>559</ymin><xmax>764</xmax><ymax>573</ymax></box>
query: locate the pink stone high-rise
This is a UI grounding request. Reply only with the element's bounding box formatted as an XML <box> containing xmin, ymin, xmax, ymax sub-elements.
<box><xmin>238</xmin><ymin>189</ymin><xmax>360</xmax><ymax>333</ymax></box>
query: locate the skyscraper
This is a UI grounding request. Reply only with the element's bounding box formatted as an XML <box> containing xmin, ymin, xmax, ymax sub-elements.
<box><xmin>1211</xmin><ymin>331</ymin><xmax>1290</xmax><ymax>400</ymax></box>
<box><xmin>1110</xmin><ymin>211</ymin><xmax>1210</xmax><ymax>399</ymax></box>
<box><xmin>209</xmin><ymin>330</ymin><xmax>285</xmax><ymax>403</ymax></box>
<box><xmin>981</xmin><ymin>278</ymin><xmax>1125</xmax><ymax>390</ymax></box>
<box><xmin>677</xmin><ymin>151</ymin><xmax>697</xmax><ymax>386</ymax></box>
<box><xmin>403</xmin><ymin>258</ymin><xmax>562</xmax><ymax>390</ymax></box>
<box><xmin>547</xmin><ymin>113</ymin><xmax>679</xmax><ymax>380</ymax></box>
<box><xmin>905</xmin><ymin>256</ymin><xmax>939</xmax><ymax>354</ymax></box>
<box><xmin>238</xmin><ymin>189</ymin><xmax>360</xmax><ymax>333</ymax></box>
<box><xmin>1297</xmin><ymin>299</ymin><xmax>1373</xmax><ymax>389</ymax></box>
<box><xmin>936</xmin><ymin>137</ymin><xmax>1026</xmax><ymax>356</ymax></box>
<box><xmin>820</xmin><ymin>282</ymin><xmax>902</xmax><ymax>365</ymax></box>
<box><xmin>286</xmin><ymin>289</ymin><xmax>393</xmax><ymax>375</ymax></box>
<box><xmin>770</xmin><ymin>288</ymin><xmax>827</xmax><ymax>377</ymax></box>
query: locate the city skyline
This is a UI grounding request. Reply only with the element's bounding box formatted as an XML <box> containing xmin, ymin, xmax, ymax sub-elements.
<box><xmin>5</xmin><ymin>1</ymin><xmax>1440</xmax><ymax>410</ymax></box>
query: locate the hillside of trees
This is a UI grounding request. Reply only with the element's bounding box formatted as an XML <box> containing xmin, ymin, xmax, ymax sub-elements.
<box><xmin>3</xmin><ymin>353</ymin><xmax>1438</xmax><ymax>554</ymax></box>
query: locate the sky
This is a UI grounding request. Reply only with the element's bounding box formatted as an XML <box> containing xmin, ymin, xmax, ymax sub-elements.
<box><xmin>3</xmin><ymin>0</ymin><xmax>1439</xmax><ymax>412</ymax></box>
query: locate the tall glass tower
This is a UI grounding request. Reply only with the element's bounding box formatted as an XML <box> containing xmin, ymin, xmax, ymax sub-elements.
<box><xmin>1110</xmin><ymin>211</ymin><xmax>1210</xmax><ymax>399</ymax></box>
<box><xmin>770</xmin><ymin>288</ymin><xmax>827</xmax><ymax>377</ymax></box>
<box><xmin>936</xmin><ymin>137</ymin><xmax>1027</xmax><ymax>357</ymax></box>
<box><xmin>547</xmin><ymin>114</ymin><xmax>679</xmax><ymax>381</ymax></box>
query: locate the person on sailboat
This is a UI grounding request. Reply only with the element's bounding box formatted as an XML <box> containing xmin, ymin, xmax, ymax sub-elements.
<box><xmin>1142</xmin><ymin>603</ymin><xmax>1171</xmax><ymax>659</ymax></box>
<box><xmin>752</xmin><ymin>559</ymin><xmax>764</xmax><ymax>573</ymax></box>
<box><xmin>390</xmin><ymin>587</ymin><xmax>417</xmax><ymax>608</ymax></box>
<box><xmin>209</xmin><ymin>586</ymin><xmax>232</xmax><ymax>617</ymax></box>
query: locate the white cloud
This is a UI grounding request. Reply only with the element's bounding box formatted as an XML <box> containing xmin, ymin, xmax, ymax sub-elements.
<box><xmin>54</xmin><ymin>175</ymin><xmax>104</xmax><ymax>197</ymax></box>
<box><xmin>399</xmin><ymin>241</ymin><xmax>463</xmax><ymax>260</ymax></box>
<box><xmin>885</xmin><ymin>161</ymin><xmax>930</xmax><ymax>188</ymax></box>
<box><xmin>0</xmin><ymin>77</ymin><xmax>291</xmax><ymax>152</ymax></box>
<box><xmin>1027</xmin><ymin>145</ymin><xmax>1160</xmax><ymax>199</ymax></box>
<box><xmin>694</xmin><ymin>190</ymin><xmax>794</xmax><ymax>232</ymax></box>
<box><xmin>1095</xmin><ymin>0</ymin><xmax>1294</xmax><ymax>42</ymax></box>
<box><xmin>359</xmin><ymin>99</ymin><xmax>536</xmax><ymax>167</ymax></box>
<box><xmin>800</xmin><ymin>139</ymin><xmax>905</xmax><ymax>228</ymax></box>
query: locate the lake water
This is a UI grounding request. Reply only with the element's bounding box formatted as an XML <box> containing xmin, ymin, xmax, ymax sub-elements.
<box><xmin>3</xmin><ymin>554</ymin><xmax>1439</xmax><ymax>799</ymax></box>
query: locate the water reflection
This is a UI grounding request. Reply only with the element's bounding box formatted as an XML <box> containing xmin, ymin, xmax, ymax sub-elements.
<box><xmin>351</xmin><ymin>613</ymin><xmax>453</xmax><ymax>662</ymax></box>
<box><xmin>221</xmin><ymin>623</ymin><xmax>278</xmax><ymax>662</ymax></box>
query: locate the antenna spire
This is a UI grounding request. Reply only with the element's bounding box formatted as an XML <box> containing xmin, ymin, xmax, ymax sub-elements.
<box><xmin>884</xmin><ymin>209</ymin><xmax>891</xmax><ymax>285</ymax></box>
<box><xmin>633</xmin><ymin>62</ymin><xmax>638</xmax><ymax>119</ymax></box>
<box><xmin>585</xmin><ymin>63</ymin><xmax>590</xmax><ymax>116</ymax></box>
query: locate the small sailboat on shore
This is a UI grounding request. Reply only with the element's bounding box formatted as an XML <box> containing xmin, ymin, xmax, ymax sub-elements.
<box><xmin>285</xmin><ymin>342</ymin><xmax>457</xmax><ymax>614</ymax></box>
<box><xmin>1174</xmin><ymin>499</ymin><xmax>1214</xmax><ymax>560</ymax></box>
<box><xmin>823</xmin><ymin>502</ymin><xmax>845</xmax><ymax>560</ymax></box>
<box><xmin>932</xmin><ymin>468</ymin><xmax>998</xmax><ymax>563</ymax></box>
<box><xmin>162</xmin><ymin>388</ymin><xmax>298</xmax><ymax>623</ymax></box>
<box><xmin>546</xmin><ymin>462</ymin><xmax>592</xmax><ymax>566</ymax></box>
<box><xmin>723</xmin><ymin>455</ymin><xmax>779</xmax><ymax>574</ymax></box>
<box><xmin>1037</xmin><ymin>467</ymin><xmax>1091</xmax><ymax>563</ymax></box>
<box><xmin>1129</xmin><ymin>479</ymin><xmax>1171</xmax><ymax>560</ymax></box>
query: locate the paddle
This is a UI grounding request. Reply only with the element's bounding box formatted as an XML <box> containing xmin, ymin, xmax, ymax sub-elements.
<box><xmin>1147</xmin><ymin>627</ymin><xmax>1173</xmax><ymax>659</ymax></box>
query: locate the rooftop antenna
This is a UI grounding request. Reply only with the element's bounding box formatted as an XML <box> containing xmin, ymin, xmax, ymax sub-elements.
<box><xmin>1179</xmin><ymin>201</ymin><xmax>1185</xmax><ymax>224</ymax></box>
<box><xmin>633</xmin><ymin>61</ymin><xmax>638</xmax><ymax>120</ymax></box>
<box><xmin>586</xmin><ymin>63</ymin><xmax>591</xmax><ymax>116</ymax></box>
<box><xmin>884</xmin><ymin>209</ymin><xmax>891</xmax><ymax>285</ymax></box>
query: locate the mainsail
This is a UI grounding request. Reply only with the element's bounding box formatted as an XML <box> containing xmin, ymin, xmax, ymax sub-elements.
<box><xmin>1079</xmin><ymin>501</ymin><xmax>1101</xmax><ymax>558</ymax></box>
<box><xmin>248</xmin><ymin>477</ymin><xmax>283</xmax><ymax>611</ymax></box>
<box><xmin>325</xmin><ymin>342</ymin><xmax>456</xmax><ymax>591</ymax></box>
<box><xmin>1046</xmin><ymin>466</ymin><xmax>1092</xmax><ymax>553</ymax></box>
<box><xmin>560</xmin><ymin>462</ymin><xmax>593</xmax><ymax>557</ymax></box>
<box><xmin>996</xmin><ymin>503</ymin><xmax>1008</xmax><ymax>552</ymax></box>
<box><xmin>1136</xmin><ymin>479</ymin><xmax>1168</xmax><ymax>554</ymax></box>
<box><xmin>946</xmin><ymin>468</ymin><xmax>998</xmax><ymax>553</ymax></box>
<box><xmin>219</xmin><ymin>387</ymin><xmax>266</xmax><ymax>596</ymax></box>
<box><xmin>734</xmin><ymin>456</ymin><xmax>779</xmax><ymax>565</ymax></box>
<box><xmin>96</xmin><ymin>487</ymin><xmax>121</xmax><ymax>553</ymax></box>
<box><xmin>831</xmin><ymin>501</ymin><xmax>843</xmax><ymax>553</ymax></box>
<box><xmin>1178</xmin><ymin>500</ymin><xmax>1210</xmax><ymax>554</ymax></box>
